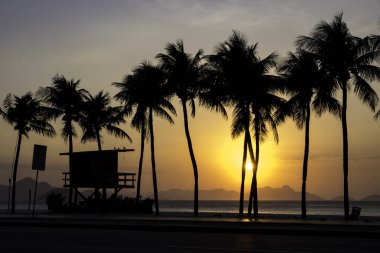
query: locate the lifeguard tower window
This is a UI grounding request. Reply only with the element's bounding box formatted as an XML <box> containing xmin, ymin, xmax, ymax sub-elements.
<box><xmin>61</xmin><ymin>149</ymin><xmax>135</xmax><ymax>190</ymax></box>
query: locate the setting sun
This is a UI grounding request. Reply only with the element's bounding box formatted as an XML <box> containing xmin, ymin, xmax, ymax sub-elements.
<box><xmin>246</xmin><ymin>162</ymin><xmax>253</xmax><ymax>171</ymax></box>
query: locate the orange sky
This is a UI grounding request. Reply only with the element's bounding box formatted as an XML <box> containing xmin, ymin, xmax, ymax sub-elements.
<box><xmin>0</xmin><ymin>0</ymin><xmax>379</xmax><ymax>200</ymax></box>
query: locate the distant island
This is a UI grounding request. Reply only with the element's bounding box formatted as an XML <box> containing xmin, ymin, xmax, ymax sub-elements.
<box><xmin>1</xmin><ymin>177</ymin><xmax>380</xmax><ymax>202</ymax></box>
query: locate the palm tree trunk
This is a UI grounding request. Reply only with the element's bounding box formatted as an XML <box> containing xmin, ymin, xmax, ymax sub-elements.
<box><xmin>68</xmin><ymin>124</ymin><xmax>74</xmax><ymax>207</ymax></box>
<box><xmin>68</xmin><ymin>123</ymin><xmax>73</xmax><ymax>154</ymax></box>
<box><xmin>247</xmin><ymin>133</ymin><xmax>256</xmax><ymax>216</ymax></box>
<box><xmin>253</xmin><ymin>132</ymin><xmax>259</xmax><ymax>218</ymax></box>
<box><xmin>182</xmin><ymin>100</ymin><xmax>199</xmax><ymax>216</ymax></box>
<box><xmin>11</xmin><ymin>132</ymin><xmax>22</xmax><ymax>213</ymax></box>
<box><xmin>136</xmin><ymin>120</ymin><xmax>146</xmax><ymax>203</ymax></box>
<box><xmin>149</xmin><ymin>108</ymin><xmax>159</xmax><ymax>215</ymax></box>
<box><xmin>248</xmin><ymin>118</ymin><xmax>259</xmax><ymax>218</ymax></box>
<box><xmin>342</xmin><ymin>81</ymin><xmax>350</xmax><ymax>219</ymax></box>
<box><xmin>239</xmin><ymin>131</ymin><xmax>249</xmax><ymax>217</ymax></box>
<box><xmin>302</xmin><ymin>102</ymin><xmax>311</xmax><ymax>219</ymax></box>
<box><xmin>96</xmin><ymin>130</ymin><xmax>106</xmax><ymax>202</ymax></box>
<box><xmin>96</xmin><ymin>131</ymin><xmax>102</xmax><ymax>151</ymax></box>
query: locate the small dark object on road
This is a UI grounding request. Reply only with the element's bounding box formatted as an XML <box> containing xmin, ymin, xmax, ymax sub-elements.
<box><xmin>350</xmin><ymin>206</ymin><xmax>361</xmax><ymax>220</ymax></box>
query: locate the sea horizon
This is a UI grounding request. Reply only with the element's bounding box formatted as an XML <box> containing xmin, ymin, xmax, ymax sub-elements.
<box><xmin>2</xmin><ymin>200</ymin><xmax>379</xmax><ymax>217</ymax></box>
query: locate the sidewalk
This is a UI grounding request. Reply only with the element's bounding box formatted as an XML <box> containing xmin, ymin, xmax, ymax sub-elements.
<box><xmin>1</xmin><ymin>211</ymin><xmax>380</xmax><ymax>238</ymax></box>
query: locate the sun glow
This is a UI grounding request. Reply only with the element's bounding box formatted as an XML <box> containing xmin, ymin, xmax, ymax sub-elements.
<box><xmin>246</xmin><ymin>162</ymin><xmax>253</xmax><ymax>171</ymax></box>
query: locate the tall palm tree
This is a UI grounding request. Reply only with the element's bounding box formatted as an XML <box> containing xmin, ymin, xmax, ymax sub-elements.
<box><xmin>156</xmin><ymin>40</ymin><xmax>214</xmax><ymax>216</ymax></box>
<box><xmin>114</xmin><ymin>62</ymin><xmax>176</xmax><ymax>215</ymax></box>
<box><xmin>79</xmin><ymin>91</ymin><xmax>131</xmax><ymax>151</ymax></box>
<box><xmin>296</xmin><ymin>13</ymin><xmax>380</xmax><ymax>219</ymax></box>
<box><xmin>209</xmin><ymin>31</ymin><xmax>282</xmax><ymax>217</ymax></box>
<box><xmin>208</xmin><ymin>31</ymin><xmax>257</xmax><ymax>216</ymax></box>
<box><xmin>276</xmin><ymin>51</ymin><xmax>341</xmax><ymax>218</ymax></box>
<box><xmin>243</xmin><ymin>47</ymin><xmax>285</xmax><ymax>218</ymax></box>
<box><xmin>0</xmin><ymin>92</ymin><xmax>55</xmax><ymax>213</ymax></box>
<box><xmin>37</xmin><ymin>74</ymin><xmax>88</xmax><ymax>205</ymax></box>
<box><xmin>114</xmin><ymin>72</ymin><xmax>148</xmax><ymax>203</ymax></box>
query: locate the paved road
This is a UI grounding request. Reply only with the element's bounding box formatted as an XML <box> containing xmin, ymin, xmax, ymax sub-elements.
<box><xmin>0</xmin><ymin>226</ymin><xmax>379</xmax><ymax>253</ymax></box>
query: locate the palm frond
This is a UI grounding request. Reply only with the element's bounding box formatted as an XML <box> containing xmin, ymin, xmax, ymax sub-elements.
<box><xmin>106</xmin><ymin>125</ymin><xmax>132</xmax><ymax>143</ymax></box>
<box><xmin>80</xmin><ymin>127</ymin><xmax>97</xmax><ymax>144</ymax></box>
<box><xmin>313</xmin><ymin>91</ymin><xmax>342</xmax><ymax>118</ymax></box>
<box><xmin>153</xmin><ymin>107</ymin><xmax>175</xmax><ymax>124</ymax></box>
<box><xmin>231</xmin><ymin>104</ymin><xmax>250</xmax><ymax>139</ymax></box>
<box><xmin>198</xmin><ymin>94</ymin><xmax>228</xmax><ymax>119</ymax></box>
<box><xmin>374</xmin><ymin>110</ymin><xmax>380</xmax><ymax>120</ymax></box>
<box><xmin>1</xmin><ymin>92</ymin><xmax>56</xmax><ymax>139</ymax></box>
<box><xmin>352</xmin><ymin>74</ymin><xmax>379</xmax><ymax>111</ymax></box>
<box><xmin>30</xmin><ymin>121</ymin><xmax>56</xmax><ymax>137</ymax></box>
<box><xmin>189</xmin><ymin>98</ymin><xmax>196</xmax><ymax>118</ymax></box>
<box><xmin>353</xmin><ymin>65</ymin><xmax>380</xmax><ymax>82</ymax></box>
<box><xmin>160</xmin><ymin>99</ymin><xmax>177</xmax><ymax>116</ymax></box>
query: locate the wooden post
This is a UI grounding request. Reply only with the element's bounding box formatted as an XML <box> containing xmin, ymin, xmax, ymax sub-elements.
<box><xmin>7</xmin><ymin>178</ymin><xmax>11</xmax><ymax>212</ymax></box>
<box><xmin>28</xmin><ymin>189</ymin><xmax>32</xmax><ymax>211</ymax></box>
<box><xmin>74</xmin><ymin>187</ymin><xmax>78</xmax><ymax>205</ymax></box>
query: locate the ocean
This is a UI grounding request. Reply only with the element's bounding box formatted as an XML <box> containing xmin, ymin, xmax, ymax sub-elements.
<box><xmin>159</xmin><ymin>200</ymin><xmax>380</xmax><ymax>217</ymax></box>
<box><xmin>2</xmin><ymin>200</ymin><xmax>379</xmax><ymax>217</ymax></box>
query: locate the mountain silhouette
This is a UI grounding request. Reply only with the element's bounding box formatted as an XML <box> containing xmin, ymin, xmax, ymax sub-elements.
<box><xmin>0</xmin><ymin>177</ymin><xmax>55</xmax><ymax>201</ymax></box>
<box><xmin>259</xmin><ymin>185</ymin><xmax>324</xmax><ymax>201</ymax></box>
<box><xmin>1</xmin><ymin>178</ymin><xmax>379</xmax><ymax>202</ymax></box>
<box><xmin>360</xmin><ymin>194</ymin><xmax>380</xmax><ymax>201</ymax></box>
<box><xmin>330</xmin><ymin>195</ymin><xmax>356</xmax><ymax>201</ymax></box>
<box><xmin>159</xmin><ymin>185</ymin><xmax>325</xmax><ymax>201</ymax></box>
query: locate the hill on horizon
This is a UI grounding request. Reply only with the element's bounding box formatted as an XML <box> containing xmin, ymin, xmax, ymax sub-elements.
<box><xmin>0</xmin><ymin>177</ymin><xmax>55</xmax><ymax>202</ymax></box>
<box><xmin>330</xmin><ymin>195</ymin><xmax>356</xmax><ymax>201</ymax></box>
<box><xmin>1</xmin><ymin>177</ymin><xmax>379</xmax><ymax>202</ymax></box>
<box><xmin>159</xmin><ymin>185</ymin><xmax>325</xmax><ymax>201</ymax></box>
<box><xmin>361</xmin><ymin>194</ymin><xmax>380</xmax><ymax>202</ymax></box>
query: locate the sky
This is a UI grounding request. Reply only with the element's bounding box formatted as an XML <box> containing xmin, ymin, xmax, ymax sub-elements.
<box><xmin>0</xmin><ymin>0</ymin><xmax>379</xmax><ymax>200</ymax></box>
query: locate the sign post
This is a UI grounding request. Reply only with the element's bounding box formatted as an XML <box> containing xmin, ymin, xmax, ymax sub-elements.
<box><xmin>7</xmin><ymin>178</ymin><xmax>11</xmax><ymax>211</ymax></box>
<box><xmin>32</xmin><ymin>144</ymin><xmax>47</xmax><ymax>217</ymax></box>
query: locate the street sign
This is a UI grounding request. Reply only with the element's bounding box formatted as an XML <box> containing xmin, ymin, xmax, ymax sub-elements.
<box><xmin>31</xmin><ymin>144</ymin><xmax>47</xmax><ymax>217</ymax></box>
<box><xmin>32</xmin><ymin>144</ymin><xmax>47</xmax><ymax>171</ymax></box>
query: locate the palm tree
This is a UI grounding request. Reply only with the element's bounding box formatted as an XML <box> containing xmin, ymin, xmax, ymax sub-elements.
<box><xmin>242</xmin><ymin>46</ymin><xmax>284</xmax><ymax>218</ymax></box>
<box><xmin>113</xmin><ymin>69</ymin><xmax>149</xmax><ymax>203</ymax></box>
<box><xmin>79</xmin><ymin>91</ymin><xmax>131</xmax><ymax>150</ymax></box>
<box><xmin>209</xmin><ymin>31</ymin><xmax>283</xmax><ymax>217</ymax></box>
<box><xmin>0</xmin><ymin>92</ymin><xmax>55</xmax><ymax>213</ymax></box>
<box><xmin>296</xmin><ymin>13</ymin><xmax>380</xmax><ymax>219</ymax></box>
<box><xmin>156</xmin><ymin>40</ymin><xmax>212</xmax><ymax>216</ymax></box>
<box><xmin>276</xmin><ymin>51</ymin><xmax>341</xmax><ymax>218</ymax></box>
<box><xmin>37</xmin><ymin>74</ymin><xmax>88</xmax><ymax>205</ymax></box>
<box><xmin>208</xmin><ymin>31</ymin><xmax>258</xmax><ymax>217</ymax></box>
<box><xmin>114</xmin><ymin>72</ymin><xmax>148</xmax><ymax>204</ymax></box>
<box><xmin>79</xmin><ymin>90</ymin><xmax>132</xmax><ymax>201</ymax></box>
<box><xmin>114</xmin><ymin>62</ymin><xmax>176</xmax><ymax>215</ymax></box>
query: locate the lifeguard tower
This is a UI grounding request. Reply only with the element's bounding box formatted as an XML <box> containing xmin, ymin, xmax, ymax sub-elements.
<box><xmin>61</xmin><ymin>149</ymin><xmax>135</xmax><ymax>205</ymax></box>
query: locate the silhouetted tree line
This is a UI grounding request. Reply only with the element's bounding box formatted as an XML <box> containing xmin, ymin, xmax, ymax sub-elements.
<box><xmin>1</xmin><ymin>13</ymin><xmax>379</xmax><ymax>219</ymax></box>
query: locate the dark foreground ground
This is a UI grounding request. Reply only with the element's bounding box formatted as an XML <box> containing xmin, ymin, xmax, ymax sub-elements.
<box><xmin>0</xmin><ymin>213</ymin><xmax>379</xmax><ymax>252</ymax></box>
<box><xmin>1</xmin><ymin>226</ymin><xmax>379</xmax><ymax>253</ymax></box>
